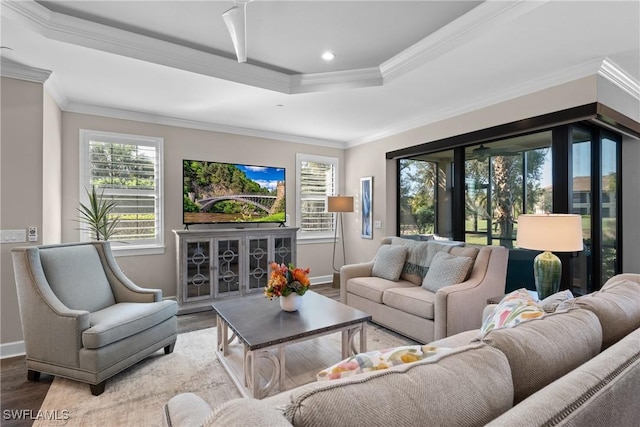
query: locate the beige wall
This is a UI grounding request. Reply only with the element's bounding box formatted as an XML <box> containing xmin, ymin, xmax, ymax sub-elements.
<box><xmin>42</xmin><ymin>89</ymin><xmax>62</xmax><ymax>244</ymax></box>
<box><xmin>60</xmin><ymin>112</ymin><xmax>343</xmax><ymax>298</ymax></box>
<box><xmin>1</xmin><ymin>77</ymin><xmax>44</xmax><ymax>347</ymax></box>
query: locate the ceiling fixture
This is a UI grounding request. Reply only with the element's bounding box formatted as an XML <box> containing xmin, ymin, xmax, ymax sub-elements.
<box><xmin>321</xmin><ymin>51</ymin><xmax>335</xmax><ymax>61</ymax></box>
<box><xmin>222</xmin><ymin>0</ymin><xmax>251</xmax><ymax>63</ymax></box>
<box><xmin>472</xmin><ymin>144</ymin><xmax>491</xmax><ymax>161</ymax></box>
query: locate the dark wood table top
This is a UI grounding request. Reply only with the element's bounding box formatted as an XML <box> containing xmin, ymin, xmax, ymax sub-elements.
<box><xmin>212</xmin><ymin>291</ymin><xmax>371</xmax><ymax>350</ymax></box>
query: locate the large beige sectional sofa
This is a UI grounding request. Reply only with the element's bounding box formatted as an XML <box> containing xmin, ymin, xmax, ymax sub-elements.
<box><xmin>164</xmin><ymin>274</ymin><xmax>640</xmax><ymax>427</ymax></box>
<box><xmin>341</xmin><ymin>237</ymin><xmax>509</xmax><ymax>343</ymax></box>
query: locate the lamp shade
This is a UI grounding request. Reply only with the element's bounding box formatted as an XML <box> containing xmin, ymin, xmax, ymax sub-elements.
<box><xmin>327</xmin><ymin>196</ymin><xmax>354</xmax><ymax>213</ymax></box>
<box><xmin>516</xmin><ymin>214</ymin><xmax>583</xmax><ymax>252</ymax></box>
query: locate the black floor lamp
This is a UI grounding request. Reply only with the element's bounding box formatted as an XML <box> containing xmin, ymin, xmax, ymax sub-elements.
<box><xmin>327</xmin><ymin>195</ymin><xmax>354</xmax><ymax>288</ymax></box>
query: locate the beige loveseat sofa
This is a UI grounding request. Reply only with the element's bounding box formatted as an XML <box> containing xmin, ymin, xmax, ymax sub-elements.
<box><xmin>164</xmin><ymin>274</ymin><xmax>640</xmax><ymax>426</ymax></box>
<box><xmin>341</xmin><ymin>237</ymin><xmax>509</xmax><ymax>343</ymax></box>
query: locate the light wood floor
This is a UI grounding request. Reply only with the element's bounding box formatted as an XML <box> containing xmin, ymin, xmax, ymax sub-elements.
<box><xmin>0</xmin><ymin>284</ymin><xmax>340</xmax><ymax>427</ymax></box>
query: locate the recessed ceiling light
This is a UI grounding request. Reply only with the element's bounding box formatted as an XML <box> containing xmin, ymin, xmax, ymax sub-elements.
<box><xmin>321</xmin><ymin>51</ymin><xmax>335</xmax><ymax>61</ymax></box>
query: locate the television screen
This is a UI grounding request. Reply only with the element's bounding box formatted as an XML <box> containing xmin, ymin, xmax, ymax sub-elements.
<box><xmin>183</xmin><ymin>159</ymin><xmax>286</xmax><ymax>225</ymax></box>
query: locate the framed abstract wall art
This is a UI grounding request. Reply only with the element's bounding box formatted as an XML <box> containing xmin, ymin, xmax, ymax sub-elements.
<box><xmin>360</xmin><ymin>176</ymin><xmax>373</xmax><ymax>239</ymax></box>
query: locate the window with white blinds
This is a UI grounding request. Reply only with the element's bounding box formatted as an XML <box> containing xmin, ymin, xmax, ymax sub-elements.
<box><xmin>79</xmin><ymin>130</ymin><xmax>164</xmax><ymax>254</ymax></box>
<box><xmin>296</xmin><ymin>153</ymin><xmax>338</xmax><ymax>239</ymax></box>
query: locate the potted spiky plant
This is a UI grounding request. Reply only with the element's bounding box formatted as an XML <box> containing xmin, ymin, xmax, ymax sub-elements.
<box><xmin>77</xmin><ymin>185</ymin><xmax>120</xmax><ymax>241</ymax></box>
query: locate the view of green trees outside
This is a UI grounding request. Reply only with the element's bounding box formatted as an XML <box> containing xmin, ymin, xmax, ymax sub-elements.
<box><xmin>89</xmin><ymin>142</ymin><xmax>157</xmax><ymax>240</ymax></box>
<box><xmin>464</xmin><ymin>138</ymin><xmax>552</xmax><ymax>248</ymax></box>
<box><xmin>399</xmin><ymin>159</ymin><xmax>438</xmax><ymax>236</ymax></box>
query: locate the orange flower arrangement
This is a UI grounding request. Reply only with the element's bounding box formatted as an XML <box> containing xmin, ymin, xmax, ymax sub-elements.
<box><xmin>264</xmin><ymin>262</ymin><xmax>311</xmax><ymax>299</ymax></box>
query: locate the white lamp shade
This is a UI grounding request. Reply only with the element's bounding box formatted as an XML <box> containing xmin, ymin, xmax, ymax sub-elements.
<box><xmin>327</xmin><ymin>196</ymin><xmax>354</xmax><ymax>213</ymax></box>
<box><xmin>516</xmin><ymin>214</ymin><xmax>584</xmax><ymax>252</ymax></box>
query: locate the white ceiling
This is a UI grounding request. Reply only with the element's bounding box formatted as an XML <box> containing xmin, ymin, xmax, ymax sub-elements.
<box><xmin>1</xmin><ymin>0</ymin><xmax>639</xmax><ymax>148</ymax></box>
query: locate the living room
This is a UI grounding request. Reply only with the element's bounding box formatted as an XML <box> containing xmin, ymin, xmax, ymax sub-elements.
<box><xmin>2</xmin><ymin>1</ymin><xmax>640</xmax><ymax>425</ymax></box>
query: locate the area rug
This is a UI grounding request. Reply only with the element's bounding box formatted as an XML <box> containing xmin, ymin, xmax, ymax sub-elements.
<box><xmin>36</xmin><ymin>324</ymin><xmax>415</xmax><ymax>426</ymax></box>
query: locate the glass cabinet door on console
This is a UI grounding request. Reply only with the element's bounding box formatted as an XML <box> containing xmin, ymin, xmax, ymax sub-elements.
<box><xmin>182</xmin><ymin>239</ymin><xmax>213</xmax><ymax>303</ymax></box>
<box><xmin>274</xmin><ymin>236</ymin><xmax>294</xmax><ymax>266</ymax></box>
<box><xmin>214</xmin><ymin>238</ymin><xmax>241</xmax><ymax>298</ymax></box>
<box><xmin>246</xmin><ymin>236</ymin><xmax>269</xmax><ymax>293</ymax></box>
<box><xmin>174</xmin><ymin>227</ymin><xmax>298</xmax><ymax>313</ymax></box>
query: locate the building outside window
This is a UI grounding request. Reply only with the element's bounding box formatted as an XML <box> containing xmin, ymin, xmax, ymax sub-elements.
<box><xmin>79</xmin><ymin>129</ymin><xmax>164</xmax><ymax>255</ymax></box>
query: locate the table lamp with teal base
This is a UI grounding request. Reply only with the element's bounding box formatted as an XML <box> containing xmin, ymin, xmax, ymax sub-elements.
<box><xmin>516</xmin><ymin>214</ymin><xmax>583</xmax><ymax>300</ymax></box>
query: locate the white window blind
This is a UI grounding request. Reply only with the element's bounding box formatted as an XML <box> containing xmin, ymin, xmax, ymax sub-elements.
<box><xmin>80</xmin><ymin>130</ymin><xmax>164</xmax><ymax>254</ymax></box>
<box><xmin>296</xmin><ymin>154</ymin><xmax>338</xmax><ymax>238</ymax></box>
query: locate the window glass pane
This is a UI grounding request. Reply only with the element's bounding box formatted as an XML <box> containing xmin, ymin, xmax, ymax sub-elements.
<box><xmin>571</xmin><ymin>128</ymin><xmax>592</xmax><ymax>294</ymax></box>
<box><xmin>465</xmin><ymin>132</ymin><xmax>552</xmax><ymax>248</ymax></box>
<box><xmin>81</xmin><ymin>130</ymin><xmax>162</xmax><ymax>249</ymax></box>
<box><xmin>399</xmin><ymin>159</ymin><xmax>437</xmax><ymax>236</ymax></box>
<box><xmin>398</xmin><ymin>150</ymin><xmax>453</xmax><ymax>239</ymax></box>
<box><xmin>601</xmin><ymin>136</ymin><xmax>618</xmax><ymax>284</ymax></box>
<box><xmin>297</xmin><ymin>155</ymin><xmax>337</xmax><ymax>235</ymax></box>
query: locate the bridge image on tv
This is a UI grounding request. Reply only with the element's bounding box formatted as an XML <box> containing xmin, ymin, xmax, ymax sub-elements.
<box><xmin>183</xmin><ymin>160</ymin><xmax>286</xmax><ymax>224</ymax></box>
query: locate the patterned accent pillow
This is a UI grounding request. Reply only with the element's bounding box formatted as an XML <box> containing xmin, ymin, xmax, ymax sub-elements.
<box><xmin>478</xmin><ymin>289</ymin><xmax>545</xmax><ymax>338</ymax></box>
<box><xmin>371</xmin><ymin>245</ymin><xmax>408</xmax><ymax>281</ymax></box>
<box><xmin>421</xmin><ymin>252</ymin><xmax>474</xmax><ymax>292</ymax></box>
<box><xmin>317</xmin><ymin>345</ymin><xmax>453</xmax><ymax>381</ymax></box>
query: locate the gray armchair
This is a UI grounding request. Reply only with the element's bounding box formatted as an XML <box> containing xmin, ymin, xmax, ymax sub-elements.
<box><xmin>12</xmin><ymin>241</ymin><xmax>178</xmax><ymax>395</ymax></box>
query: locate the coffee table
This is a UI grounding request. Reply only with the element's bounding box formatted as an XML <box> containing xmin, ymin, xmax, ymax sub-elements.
<box><xmin>212</xmin><ymin>291</ymin><xmax>372</xmax><ymax>399</ymax></box>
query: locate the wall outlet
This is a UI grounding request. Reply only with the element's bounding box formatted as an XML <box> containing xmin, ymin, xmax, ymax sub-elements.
<box><xmin>1</xmin><ymin>229</ymin><xmax>27</xmax><ymax>243</ymax></box>
<box><xmin>374</xmin><ymin>220</ymin><xmax>382</xmax><ymax>229</ymax></box>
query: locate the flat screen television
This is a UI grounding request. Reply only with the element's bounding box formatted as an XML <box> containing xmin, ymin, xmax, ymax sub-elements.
<box><xmin>183</xmin><ymin>159</ymin><xmax>286</xmax><ymax>225</ymax></box>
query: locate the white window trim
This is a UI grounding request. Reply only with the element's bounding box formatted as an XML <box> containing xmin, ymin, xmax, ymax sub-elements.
<box><xmin>296</xmin><ymin>153</ymin><xmax>339</xmax><ymax>242</ymax></box>
<box><xmin>79</xmin><ymin>129</ymin><xmax>165</xmax><ymax>256</ymax></box>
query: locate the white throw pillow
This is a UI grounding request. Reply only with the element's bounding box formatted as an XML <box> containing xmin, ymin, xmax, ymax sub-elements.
<box><xmin>371</xmin><ymin>245</ymin><xmax>408</xmax><ymax>281</ymax></box>
<box><xmin>421</xmin><ymin>252</ymin><xmax>474</xmax><ymax>292</ymax></box>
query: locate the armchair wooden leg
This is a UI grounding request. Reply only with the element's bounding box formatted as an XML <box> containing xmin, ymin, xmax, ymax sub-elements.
<box><xmin>164</xmin><ymin>342</ymin><xmax>176</xmax><ymax>355</ymax></box>
<box><xmin>27</xmin><ymin>370</ymin><xmax>41</xmax><ymax>382</ymax></box>
<box><xmin>90</xmin><ymin>381</ymin><xmax>106</xmax><ymax>396</ymax></box>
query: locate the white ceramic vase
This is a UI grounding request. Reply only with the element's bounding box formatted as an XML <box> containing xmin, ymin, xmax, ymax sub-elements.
<box><xmin>279</xmin><ymin>293</ymin><xmax>301</xmax><ymax>312</ymax></box>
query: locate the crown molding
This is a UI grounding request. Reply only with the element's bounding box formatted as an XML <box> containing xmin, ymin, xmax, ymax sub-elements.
<box><xmin>63</xmin><ymin>102</ymin><xmax>345</xmax><ymax>149</ymax></box>
<box><xmin>3</xmin><ymin>0</ymin><xmax>549</xmax><ymax>95</ymax></box>
<box><xmin>0</xmin><ymin>56</ymin><xmax>52</xmax><ymax>83</ymax></box>
<box><xmin>380</xmin><ymin>0</ymin><xmax>549</xmax><ymax>83</ymax></box>
<box><xmin>290</xmin><ymin>67</ymin><xmax>382</xmax><ymax>94</ymax></box>
<box><xmin>598</xmin><ymin>58</ymin><xmax>640</xmax><ymax>100</ymax></box>
<box><xmin>347</xmin><ymin>57</ymin><xmax>607</xmax><ymax>148</ymax></box>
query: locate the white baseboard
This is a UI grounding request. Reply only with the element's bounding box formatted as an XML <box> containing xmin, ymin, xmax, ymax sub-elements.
<box><xmin>311</xmin><ymin>275</ymin><xmax>333</xmax><ymax>285</ymax></box>
<box><xmin>1</xmin><ymin>340</ymin><xmax>25</xmax><ymax>359</ymax></box>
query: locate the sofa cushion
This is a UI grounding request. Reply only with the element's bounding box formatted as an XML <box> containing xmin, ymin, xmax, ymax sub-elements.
<box><xmin>421</xmin><ymin>252</ymin><xmax>474</xmax><ymax>292</ymax></box>
<box><xmin>83</xmin><ymin>300</ymin><xmax>177</xmax><ymax>349</ymax></box>
<box><xmin>284</xmin><ymin>344</ymin><xmax>514</xmax><ymax>427</ymax></box>
<box><xmin>391</xmin><ymin>238</ymin><xmax>464</xmax><ymax>285</ymax></box>
<box><xmin>40</xmin><ymin>244</ymin><xmax>116</xmax><ymax>312</ymax></box>
<box><xmin>557</xmin><ymin>278</ymin><xmax>640</xmax><ymax>349</ymax></box>
<box><xmin>317</xmin><ymin>345</ymin><xmax>453</xmax><ymax>381</ymax></box>
<box><xmin>480</xmin><ymin>308</ymin><xmax>602</xmax><ymax>404</ymax></box>
<box><xmin>478</xmin><ymin>289</ymin><xmax>545</xmax><ymax>337</ymax></box>
<box><xmin>346</xmin><ymin>277</ymin><xmax>414</xmax><ymax>304</ymax></box>
<box><xmin>485</xmin><ymin>327</ymin><xmax>640</xmax><ymax>427</ymax></box>
<box><xmin>540</xmin><ymin>289</ymin><xmax>574</xmax><ymax>313</ymax></box>
<box><xmin>382</xmin><ymin>286</ymin><xmax>435</xmax><ymax>320</ymax></box>
<box><xmin>371</xmin><ymin>245</ymin><xmax>408</xmax><ymax>281</ymax></box>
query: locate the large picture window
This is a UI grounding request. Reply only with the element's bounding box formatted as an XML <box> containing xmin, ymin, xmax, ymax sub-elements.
<box><xmin>392</xmin><ymin>116</ymin><xmax>622</xmax><ymax>293</ymax></box>
<box><xmin>296</xmin><ymin>153</ymin><xmax>338</xmax><ymax>240</ymax></box>
<box><xmin>79</xmin><ymin>130</ymin><xmax>164</xmax><ymax>255</ymax></box>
